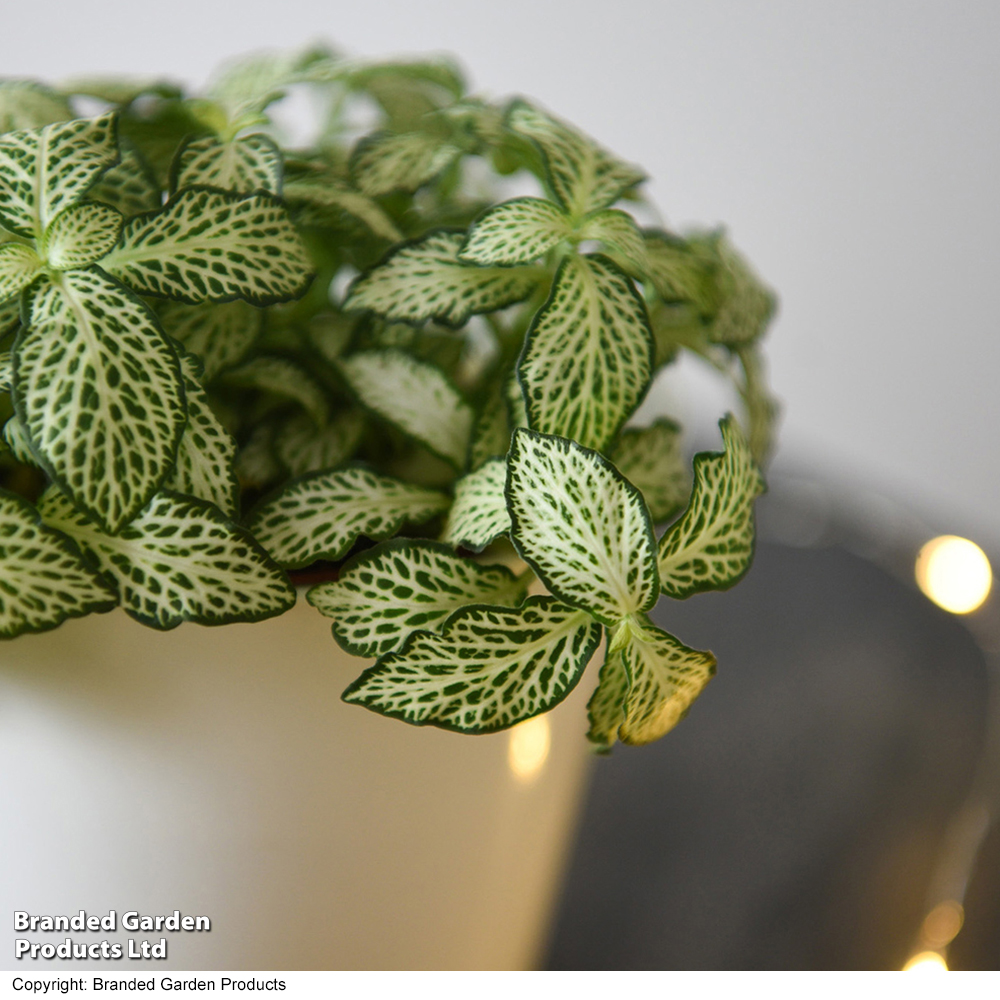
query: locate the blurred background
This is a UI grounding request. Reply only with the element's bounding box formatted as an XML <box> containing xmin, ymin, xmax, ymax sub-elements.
<box><xmin>4</xmin><ymin>0</ymin><xmax>998</xmax><ymax>970</ymax></box>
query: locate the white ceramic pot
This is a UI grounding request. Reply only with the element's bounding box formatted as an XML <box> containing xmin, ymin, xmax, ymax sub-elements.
<box><xmin>0</xmin><ymin>598</ymin><xmax>594</xmax><ymax>970</ymax></box>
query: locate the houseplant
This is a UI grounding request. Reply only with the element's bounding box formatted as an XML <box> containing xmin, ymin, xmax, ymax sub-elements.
<box><xmin>0</xmin><ymin>46</ymin><xmax>777</xmax><ymax>967</ymax></box>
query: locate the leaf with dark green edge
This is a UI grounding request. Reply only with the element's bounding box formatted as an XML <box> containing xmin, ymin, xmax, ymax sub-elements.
<box><xmin>459</xmin><ymin>197</ymin><xmax>574</xmax><ymax>265</ymax></box>
<box><xmin>39</xmin><ymin>487</ymin><xmax>295</xmax><ymax>630</ymax></box>
<box><xmin>164</xmin><ymin>355</ymin><xmax>239</xmax><ymax>518</ymax></box>
<box><xmin>0</xmin><ymin>243</ymin><xmax>42</xmax><ymax>299</ymax></box>
<box><xmin>467</xmin><ymin>381</ymin><xmax>511</xmax><ymax>470</ymax></box>
<box><xmin>350</xmin><ymin>131</ymin><xmax>460</xmax><ymax>197</ymax></box>
<box><xmin>507</xmin><ymin>429</ymin><xmax>659</xmax><ymax>626</ymax></box>
<box><xmin>336</xmin><ymin>349</ymin><xmax>472</xmax><ymax>469</ymax></box>
<box><xmin>586</xmin><ymin>646</ymin><xmax>629</xmax><ymax>752</ymax></box>
<box><xmin>505</xmin><ymin>370</ymin><xmax>528</xmax><ymax>429</ymax></box>
<box><xmin>706</xmin><ymin>235</ymin><xmax>777</xmax><ymax>346</ymax></box>
<box><xmin>618</xmin><ymin>622</ymin><xmax>716</xmax><ymax>745</ymax></box>
<box><xmin>157</xmin><ymin>298</ymin><xmax>262</xmax><ymax>380</ymax></box>
<box><xmin>308</xmin><ymin>538</ymin><xmax>525</xmax><ymax>659</ymax></box>
<box><xmin>578</xmin><ymin>209</ymin><xmax>649</xmax><ymax>278</ymax></box>
<box><xmin>171</xmin><ymin>134</ymin><xmax>283</xmax><ymax>196</ymax></box>
<box><xmin>14</xmin><ymin>268</ymin><xmax>185</xmax><ymax>533</ymax></box>
<box><xmin>273</xmin><ymin>408</ymin><xmax>364</xmax><ymax>477</ymax></box>
<box><xmin>3</xmin><ymin>414</ymin><xmax>37</xmax><ymax>465</ymax></box>
<box><xmin>0</xmin><ymin>351</ymin><xmax>10</xmax><ymax>391</ymax></box>
<box><xmin>0</xmin><ymin>297</ymin><xmax>20</xmax><ymax>338</ymax></box>
<box><xmin>610</xmin><ymin>418</ymin><xmax>689</xmax><ymax>523</ymax></box>
<box><xmin>43</xmin><ymin>202</ymin><xmax>123</xmax><ymax>270</ymax></box>
<box><xmin>0</xmin><ymin>113</ymin><xmax>118</xmax><ymax>239</ymax></box>
<box><xmin>88</xmin><ymin>143</ymin><xmax>162</xmax><ymax>218</ymax></box>
<box><xmin>0</xmin><ymin>81</ymin><xmax>72</xmax><ymax>134</ymax></box>
<box><xmin>245</xmin><ymin>465</ymin><xmax>451</xmax><ymax>569</ymax></box>
<box><xmin>735</xmin><ymin>344</ymin><xmax>780</xmax><ymax>466</ymax></box>
<box><xmin>643</xmin><ymin>231</ymin><xmax>717</xmax><ymax>314</ymax></box>
<box><xmin>344</xmin><ymin>230</ymin><xmax>544</xmax><ymax>328</ymax></box>
<box><xmin>441</xmin><ymin>458</ymin><xmax>510</xmax><ymax>553</ymax></box>
<box><xmin>0</xmin><ymin>487</ymin><xmax>117</xmax><ymax>639</ymax></box>
<box><xmin>657</xmin><ymin>415</ymin><xmax>765</xmax><ymax>599</ymax></box>
<box><xmin>507</xmin><ymin>101</ymin><xmax>645</xmax><ymax>221</ymax></box>
<box><xmin>221</xmin><ymin>354</ymin><xmax>329</xmax><ymax>426</ymax></box>
<box><xmin>283</xmin><ymin>177</ymin><xmax>401</xmax><ymax>242</ymax></box>
<box><xmin>342</xmin><ymin>595</ymin><xmax>601</xmax><ymax>734</ymax></box>
<box><xmin>518</xmin><ymin>253</ymin><xmax>653</xmax><ymax>452</ymax></box>
<box><xmin>100</xmin><ymin>187</ymin><xmax>313</xmax><ymax>306</ymax></box>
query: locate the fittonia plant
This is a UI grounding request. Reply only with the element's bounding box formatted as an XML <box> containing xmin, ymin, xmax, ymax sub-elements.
<box><xmin>0</xmin><ymin>48</ymin><xmax>777</xmax><ymax>748</ymax></box>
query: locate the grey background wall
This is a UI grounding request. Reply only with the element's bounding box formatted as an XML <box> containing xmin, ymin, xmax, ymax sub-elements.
<box><xmin>6</xmin><ymin>0</ymin><xmax>998</xmax><ymax>540</ymax></box>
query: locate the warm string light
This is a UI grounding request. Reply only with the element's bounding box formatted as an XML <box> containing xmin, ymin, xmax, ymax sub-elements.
<box><xmin>508</xmin><ymin>715</ymin><xmax>551</xmax><ymax>782</ymax></box>
<box><xmin>915</xmin><ymin>536</ymin><xmax>992</xmax><ymax>614</ymax></box>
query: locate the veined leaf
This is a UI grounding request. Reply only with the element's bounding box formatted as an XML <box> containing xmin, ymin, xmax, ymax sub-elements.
<box><xmin>164</xmin><ymin>357</ymin><xmax>239</xmax><ymax>517</ymax></box>
<box><xmin>0</xmin><ymin>81</ymin><xmax>72</xmax><ymax>134</ymax></box>
<box><xmin>273</xmin><ymin>408</ymin><xmax>364</xmax><ymax>477</ymax></box>
<box><xmin>0</xmin><ymin>242</ymin><xmax>42</xmax><ymax>299</ymax></box>
<box><xmin>441</xmin><ymin>458</ymin><xmax>510</xmax><ymax>552</ymax></box>
<box><xmin>0</xmin><ymin>488</ymin><xmax>117</xmax><ymax>638</ymax></box>
<box><xmin>345</xmin><ymin>230</ymin><xmax>543</xmax><ymax>327</ymax></box>
<box><xmin>467</xmin><ymin>381</ymin><xmax>511</xmax><ymax>470</ymax></box>
<box><xmin>518</xmin><ymin>253</ymin><xmax>653</xmax><ymax>452</ymax></box>
<box><xmin>459</xmin><ymin>197</ymin><xmax>573</xmax><ymax>265</ymax></box>
<box><xmin>309</xmin><ymin>538</ymin><xmax>525</xmax><ymax>658</ymax></box>
<box><xmin>507</xmin><ymin>101</ymin><xmax>644</xmax><ymax>221</ymax></box>
<box><xmin>736</xmin><ymin>344</ymin><xmax>779</xmax><ymax>466</ymax></box>
<box><xmin>610</xmin><ymin>418</ymin><xmax>689</xmax><ymax>523</ymax></box>
<box><xmin>643</xmin><ymin>231</ymin><xmax>716</xmax><ymax>313</ymax></box>
<box><xmin>43</xmin><ymin>202</ymin><xmax>123</xmax><ymax>270</ymax></box>
<box><xmin>586</xmin><ymin>648</ymin><xmax>629</xmax><ymax>752</ymax></box>
<box><xmin>3</xmin><ymin>415</ymin><xmax>36</xmax><ymax>465</ymax></box>
<box><xmin>0</xmin><ymin>297</ymin><xmax>20</xmax><ymax>337</ymax></box>
<box><xmin>0</xmin><ymin>351</ymin><xmax>11</xmax><ymax>391</ymax></box>
<box><xmin>157</xmin><ymin>299</ymin><xmax>262</xmax><ymax>379</ymax></box>
<box><xmin>708</xmin><ymin>236</ymin><xmax>776</xmax><ymax>346</ymax></box>
<box><xmin>88</xmin><ymin>144</ymin><xmax>161</xmax><ymax>218</ymax></box>
<box><xmin>0</xmin><ymin>113</ymin><xmax>118</xmax><ymax>239</ymax></box>
<box><xmin>171</xmin><ymin>134</ymin><xmax>282</xmax><ymax>196</ymax></box>
<box><xmin>222</xmin><ymin>355</ymin><xmax>329</xmax><ymax>426</ymax></box>
<box><xmin>506</xmin><ymin>429</ymin><xmax>658</xmax><ymax>625</ymax></box>
<box><xmin>657</xmin><ymin>416</ymin><xmax>765</xmax><ymax>598</ymax></box>
<box><xmin>14</xmin><ymin>268</ymin><xmax>185</xmax><ymax>532</ymax></box>
<box><xmin>342</xmin><ymin>595</ymin><xmax>601</xmax><ymax>733</ymax></box>
<box><xmin>39</xmin><ymin>487</ymin><xmax>295</xmax><ymax>630</ymax></box>
<box><xmin>101</xmin><ymin>187</ymin><xmax>313</xmax><ymax>305</ymax></box>
<box><xmin>246</xmin><ymin>465</ymin><xmax>450</xmax><ymax>568</ymax></box>
<box><xmin>59</xmin><ymin>76</ymin><xmax>182</xmax><ymax>106</ymax></box>
<box><xmin>579</xmin><ymin>209</ymin><xmax>648</xmax><ymax>277</ymax></box>
<box><xmin>284</xmin><ymin>177</ymin><xmax>401</xmax><ymax>242</ymax></box>
<box><xmin>618</xmin><ymin>623</ymin><xmax>716</xmax><ymax>745</ymax></box>
<box><xmin>337</xmin><ymin>349</ymin><xmax>472</xmax><ymax>468</ymax></box>
<box><xmin>350</xmin><ymin>131</ymin><xmax>460</xmax><ymax>197</ymax></box>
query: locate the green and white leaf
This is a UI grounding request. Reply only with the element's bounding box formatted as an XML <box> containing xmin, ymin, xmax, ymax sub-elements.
<box><xmin>0</xmin><ymin>488</ymin><xmax>117</xmax><ymax>638</ymax></box>
<box><xmin>0</xmin><ymin>81</ymin><xmax>72</xmax><ymax>134</ymax></box>
<box><xmin>506</xmin><ymin>429</ymin><xmax>659</xmax><ymax>625</ymax></box>
<box><xmin>643</xmin><ymin>231</ymin><xmax>716</xmax><ymax>313</ymax></box>
<box><xmin>15</xmin><ymin>268</ymin><xmax>185</xmax><ymax>532</ymax></box>
<box><xmin>586</xmin><ymin>647</ymin><xmax>629</xmax><ymax>751</ymax></box>
<box><xmin>43</xmin><ymin>202</ymin><xmax>123</xmax><ymax>269</ymax></box>
<box><xmin>0</xmin><ymin>351</ymin><xmax>11</xmax><ymax>391</ymax></box>
<box><xmin>610</xmin><ymin>418</ymin><xmax>689</xmax><ymax>522</ymax></box>
<box><xmin>459</xmin><ymin>197</ymin><xmax>573</xmax><ymax>265</ymax></box>
<box><xmin>344</xmin><ymin>231</ymin><xmax>542</xmax><ymax>327</ymax></box>
<box><xmin>246</xmin><ymin>465</ymin><xmax>450</xmax><ymax>568</ymax></box>
<box><xmin>40</xmin><ymin>487</ymin><xmax>295</xmax><ymax>629</ymax></box>
<box><xmin>467</xmin><ymin>381</ymin><xmax>511</xmax><ymax>470</ymax></box>
<box><xmin>579</xmin><ymin>209</ymin><xmax>649</xmax><ymax>277</ymax></box>
<box><xmin>0</xmin><ymin>297</ymin><xmax>20</xmax><ymax>337</ymax></box>
<box><xmin>507</xmin><ymin>101</ymin><xmax>644</xmax><ymax>221</ymax></box>
<box><xmin>337</xmin><ymin>349</ymin><xmax>472</xmax><ymax>468</ymax></box>
<box><xmin>164</xmin><ymin>357</ymin><xmax>239</xmax><ymax>517</ymax></box>
<box><xmin>273</xmin><ymin>408</ymin><xmax>364</xmax><ymax>477</ymax></box>
<box><xmin>157</xmin><ymin>298</ymin><xmax>262</xmax><ymax>379</ymax></box>
<box><xmin>284</xmin><ymin>177</ymin><xmax>401</xmax><ymax>242</ymax></box>
<box><xmin>222</xmin><ymin>355</ymin><xmax>329</xmax><ymax>426</ymax></box>
<box><xmin>618</xmin><ymin>623</ymin><xmax>716</xmax><ymax>745</ymax></box>
<box><xmin>2</xmin><ymin>415</ymin><xmax>35</xmax><ymax>464</ymax></box>
<box><xmin>88</xmin><ymin>145</ymin><xmax>161</xmax><ymax>218</ymax></box>
<box><xmin>518</xmin><ymin>253</ymin><xmax>653</xmax><ymax>452</ymax></box>
<box><xmin>101</xmin><ymin>187</ymin><xmax>313</xmax><ymax>305</ymax></box>
<box><xmin>441</xmin><ymin>458</ymin><xmax>510</xmax><ymax>552</ymax></box>
<box><xmin>172</xmin><ymin>134</ymin><xmax>282</xmax><ymax>196</ymax></box>
<box><xmin>58</xmin><ymin>76</ymin><xmax>181</xmax><ymax>106</ymax></box>
<box><xmin>707</xmin><ymin>237</ymin><xmax>776</xmax><ymax>346</ymax></box>
<box><xmin>0</xmin><ymin>242</ymin><xmax>41</xmax><ymax>299</ymax></box>
<box><xmin>342</xmin><ymin>595</ymin><xmax>601</xmax><ymax>733</ymax></box>
<box><xmin>309</xmin><ymin>538</ymin><xmax>525</xmax><ymax>658</ymax></box>
<box><xmin>657</xmin><ymin>416</ymin><xmax>765</xmax><ymax>598</ymax></box>
<box><xmin>350</xmin><ymin>131</ymin><xmax>460</xmax><ymax>197</ymax></box>
<box><xmin>0</xmin><ymin>113</ymin><xmax>118</xmax><ymax>239</ymax></box>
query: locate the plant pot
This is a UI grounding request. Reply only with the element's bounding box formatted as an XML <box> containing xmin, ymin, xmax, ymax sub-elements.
<box><xmin>0</xmin><ymin>598</ymin><xmax>594</xmax><ymax>970</ymax></box>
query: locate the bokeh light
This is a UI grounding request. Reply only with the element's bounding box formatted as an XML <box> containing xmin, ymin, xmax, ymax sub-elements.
<box><xmin>915</xmin><ymin>535</ymin><xmax>992</xmax><ymax>614</ymax></box>
<box><xmin>508</xmin><ymin>715</ymin><xmax>551</xmax><ymax>783</ymax></box>
<box><xmin>903</xmin><ymin>951</ymin><xmax>949</xmax><ymax>972</ymax></box>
